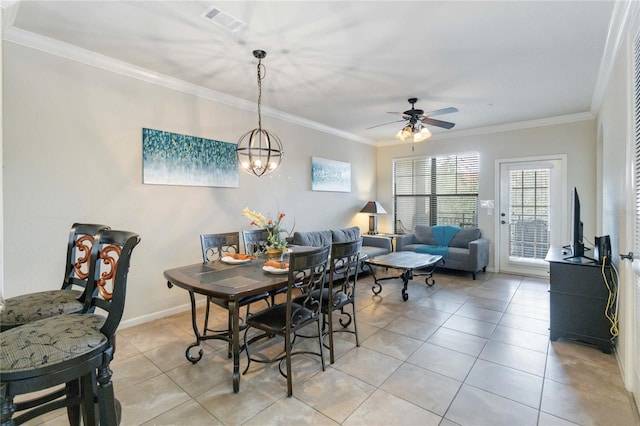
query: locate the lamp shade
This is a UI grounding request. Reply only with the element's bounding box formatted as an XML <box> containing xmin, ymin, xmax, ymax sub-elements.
<box><xmin>360</xmin><ymin>201</ymin><xmax>387</xmax><ymax>215</ymax></box>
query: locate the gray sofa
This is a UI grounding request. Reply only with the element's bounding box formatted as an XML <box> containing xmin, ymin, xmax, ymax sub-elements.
<box><xmin>287</xmin><ymin>226</ymin><xmax>391</xmax><ymax>276</ymax></box>
<box><xmin>395</xmin><ymin>225</ymin><xmax>489</xmax><ymax>279</ymax></box>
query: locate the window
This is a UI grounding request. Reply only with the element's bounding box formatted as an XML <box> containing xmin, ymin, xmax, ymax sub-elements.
<box><xmin>393</xmin><ymin>153</ymin><xmax>479</xmax><ymax>233</ymax></box>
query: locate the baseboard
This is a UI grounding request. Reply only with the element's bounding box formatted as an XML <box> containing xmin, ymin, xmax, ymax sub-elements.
<box><xmin>119</xmin><ymin>298</ymin><xmax>207</xmax><ymax>330</ymax></box>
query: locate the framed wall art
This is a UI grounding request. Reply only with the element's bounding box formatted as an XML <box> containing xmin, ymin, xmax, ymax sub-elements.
<box><xmin>142</xmin><ymin>128</ymin><xmax>239</xmax><ymax>188</ymax></box>
<box><xmin>311</xmin><ymin>156</ymin><xmax>351</xmax><ymax>192</ymax></box>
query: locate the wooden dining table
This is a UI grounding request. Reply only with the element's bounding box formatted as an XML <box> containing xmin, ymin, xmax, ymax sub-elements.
<box><xmin>164</xmin><ymin>259</ymin><xmax>289</xmax><ymax>392</ymax></box>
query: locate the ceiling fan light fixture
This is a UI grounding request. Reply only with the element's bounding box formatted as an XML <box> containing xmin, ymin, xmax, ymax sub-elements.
<box><xmin>396</xmin><ymin>125</ymin><xmax>413</xmax><ymax>141</ymax></box>
<box><xmin>413</xmin><ymin>127</ymin><xmax>431</xmax><ymax>143</ymax></box>
<box><xmin>236</xmin><ymin>49</ymin><xmax>284</xmax><ymax>177</ymax></box>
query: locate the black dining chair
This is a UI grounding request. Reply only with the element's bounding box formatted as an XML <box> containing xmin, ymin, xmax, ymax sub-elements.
<box><xmin>199</xmin><ymin>232</ymin><xmax>270</xmax><ymax>358</ymax></box>
<box><xmin>0</xmin><ymin>229</ymin><xmax>140</xmax><ymax>426</ymax></box>
<box><xmin>0</xmin><ymin>223</ymin><xmax>110</xmax><ymax>331</ymax></box>
<box><xmin>242</xmin><ymin>229</ymin><xmax>288</xmax><ymax>304</ymax></box>
<box><xmin>242</xmin><ymin>245</ymin><xmax>330</xmax><ymax>397</ymax></box>
<box><xmin>322</xmin><ymin>238</ymin><xmax>363</xmax><ymax>364</ymax></box>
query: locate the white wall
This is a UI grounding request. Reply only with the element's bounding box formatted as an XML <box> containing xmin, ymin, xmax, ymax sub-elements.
<box><xmin>375</xmin><ymin>119</ymin><xmax>598</xmax><ymax>271</ymax></box>
<box><xmin>597</xmin><ymin>3</ymin><xmax>639</xmax><ymax>404</ymax></box>
<box><xmin>3</xmin><ymin>42</ymin><xmax>377</xmax><ymax>324</ymax></box>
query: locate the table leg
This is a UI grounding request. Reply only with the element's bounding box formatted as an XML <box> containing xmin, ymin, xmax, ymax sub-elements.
<box><xmin>185</xmin><ymin>290</ymin><xmax>204</xmax><ymax>363</ymax></box>
<box><xmin>230</xmin><ymin>300</ymin><xmax>240</xmax><ymax>393</ymax></box>
<box><xmin>400</xmin><ymin>269</ymin><xmax>412</xmax><ymax>301</ymax></box>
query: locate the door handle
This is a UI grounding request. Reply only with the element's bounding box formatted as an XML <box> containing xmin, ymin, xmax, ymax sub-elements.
<box><xmin>501</xmin><ymin>220</ymin><xmax>506</xmax><ymax>224</ymax></box>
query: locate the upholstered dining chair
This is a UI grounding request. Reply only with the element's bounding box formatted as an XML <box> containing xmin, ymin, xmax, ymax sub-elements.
<box><xmin>0</xmin><ymin>229</ymin><xmax>140</xmax><ymax>426</ymax></box>
<box><xmin>0</xmin><ymin>223</ymin><xmax>110</xmax><ymax>331</ymax></box>
<box><xmin>199</xmin><ymin>232</ymin><xmax>270</xmax><ymax>358</ymax></box>
<box><xmin>242</xmin><ymin>245</ymin><xmax>330</xmax><ymax>397</ymax></box>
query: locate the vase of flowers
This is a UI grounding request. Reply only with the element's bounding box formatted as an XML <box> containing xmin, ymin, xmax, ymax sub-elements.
<box><xmin>242</xmin><ymin>207</ymin><xmax>289</xmax><ymax>259</ymax></box>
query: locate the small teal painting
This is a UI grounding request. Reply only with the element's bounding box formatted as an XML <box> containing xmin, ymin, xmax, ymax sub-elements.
<box><xmin>311</xmin><ymin>157</ymin><xmax>351</xmax><ymax>192</ymax></box>
<box><xmin>143</xmin><ymin>128</ymin><xmax>239</xmax><ymax>188</ymax></box>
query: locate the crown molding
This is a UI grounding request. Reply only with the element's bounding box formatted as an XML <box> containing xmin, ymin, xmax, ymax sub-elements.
<box><xmin>4</xmin><ymin>27</ymin><xmax>375</xmax><ymax>145</ymax></box>
<box><xmin>375</xmin><ymin>111</ymin><xmax>596</xmax><ymax>147</ymax></box>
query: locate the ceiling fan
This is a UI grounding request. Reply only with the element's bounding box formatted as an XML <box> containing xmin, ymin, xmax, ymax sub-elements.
<box><xmin>368</xmin><ymin>98</ymin><xmax>458</xmax><ymax>142</ymax></box>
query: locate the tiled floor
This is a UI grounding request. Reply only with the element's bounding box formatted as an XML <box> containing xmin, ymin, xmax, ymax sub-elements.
<box><xmin>27</xmin><ymin>270</ymin><xmax>640</xmax><ymax>425</ymax></box>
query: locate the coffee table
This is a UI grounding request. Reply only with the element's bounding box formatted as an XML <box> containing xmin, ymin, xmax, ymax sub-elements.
<box><xmin>365</xmin><ymin>252</ymin><xmax>443</xmax><ymax>301</ymax></box>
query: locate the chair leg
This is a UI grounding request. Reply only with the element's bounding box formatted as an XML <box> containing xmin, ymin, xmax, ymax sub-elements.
<box><xmin>316</xmin><ymin>319</ymin><xmax>326</xmax><ymax>372</ymax></box>
<box><xmin>65</xmin><ymin>379</ymin><xmax>81</xmax><ymax>426</ymax></box>
<box><xmin>352</xmin><ymin>302</ymin><xmax>360</xmax><ymax>348</ymax></box>
<box><xmin>81</xmin><ymin>373</ymin><xmax>97</xmax><ymax>426</ymax></box>
<box><xmin>0</xmin><ymin>383</ymin><xmax>17</xmax><ymax>426</ymax></box>
<box><xmin>97</xmin><ymin>357</ymin><xmax>118</xmax><ymax>426</ymax></box>
<box><xmin>328</xmin><ymin>312</ymin><xmax>336</xmax><ymax>364</ymax></box>
<box><xmin>284</xmin><ymin>330</ymin><xmax>293</xmax><ymax>397</ymax></box>
<box><xmin>203</xmin><ymin>298</ymin><xmax>212</xmax><ymax>335</ymax></box>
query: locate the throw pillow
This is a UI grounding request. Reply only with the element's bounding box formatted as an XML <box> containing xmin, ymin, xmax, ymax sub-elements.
<box><xmin>414</xmin><ymin>225</ymin><xmax>436</xmax><ymax>245</ymax></box>
<box><xmin>332</xmin><ymin>227</ymin><xmax>361</xmax><ymax>243</ymax></box>
<box><xmin>292</xmin><ymin>230</ymin><xmax>333</xmax><ymax>247</ymax></box>
<box><xmin>449</xmin><ymin>228</ymin><xmax>481</xmax><ymax>248</ymax></box>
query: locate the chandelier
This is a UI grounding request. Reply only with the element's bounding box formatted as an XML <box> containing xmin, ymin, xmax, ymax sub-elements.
<box><xmin>395</xmin><ymin>118</ymin><xmax>432</xmax><ymax>143</ymax></box>
<box><xmin>236</xmin><ymin>50</ymin><xmax>284</xmax><ymax>177</ymax></box>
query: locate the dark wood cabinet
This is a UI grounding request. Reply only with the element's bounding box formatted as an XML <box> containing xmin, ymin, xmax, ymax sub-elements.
<box><xmin>545</xmin><ymin>246</ymin><xmax>615</xmax><ymax>353</ymax></box>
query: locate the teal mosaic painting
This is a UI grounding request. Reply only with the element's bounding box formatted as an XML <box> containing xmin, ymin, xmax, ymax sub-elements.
<box><xmin>143</xmin><ymin>128</ymin><xmax>239</xmax><ymax>188</ymax></box>
<box><xmin>311</xmin><ymin>157</ymin><xmax>351</xmax><ymax>192</ymax></box>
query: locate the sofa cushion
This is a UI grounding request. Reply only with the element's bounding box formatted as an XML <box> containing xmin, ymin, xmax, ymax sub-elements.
<box><xmin>415</xmin><ymin>245</ymin><xmax>449</xmax><ymax>258</ymax></box>
<box><xmin>449</xmin><ymin>228</ymin><xmax>481</xmax><ymax>248</ymax></box>
<box><xmin>332</xmin><ymin>227</ymin><xmax>360</xmax><ymax>243</ymax></box>
<box><xmin>414</xmin><ymin>225</ymin><xmax>436</xmax><ymax>245</ymax></box>
<box><xmin>292</xmin><ymin>230</ymin><xmax>333</xmax><ymax>247</ymax></box>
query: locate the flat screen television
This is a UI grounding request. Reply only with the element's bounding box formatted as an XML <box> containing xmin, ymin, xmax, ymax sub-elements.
<box><xmin>564</xmin><ymin>187</ymin><xmax>586</xmax><ymax>260</ymax></box>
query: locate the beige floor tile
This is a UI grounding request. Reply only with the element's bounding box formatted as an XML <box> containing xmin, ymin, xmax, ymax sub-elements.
<box><xmin>140</xmin><ymin>400</ymin><xmax>222</xmax><ymax>425</ymax></box>
<box><xmin>361</xmin><ymin>328</ymin><xmax>422</xmax><ymax>360</ymax></box>
<box><xmin>125</xmin><ymin>323</ymin><xmax>193</xmax><ymax>353</ymax></box>
<box><xmin>383</xmin><ymin>315</ymin><xmax>439</xmax><ymax>341</ymax></box>
<box><xmin>465</xmin><ymin>359</ymin><xmax>543</xmax><ymax>408</ymax></box>
<box><xmin>380</xmin><ymin>363</ymin><xmax>461</xmax><ymax>416</ymax></box>
<box><xmin>479</xmin><ymin>340</ymin><xmax>547</xmax><ymax>377</ymax></box>
<box><xmin>413</xmin><ymin>295</ymin><xmax>463</xmax><ymax>313</ymax></box>
<box><xmin>455</xmin><ymin>304</ymin><xmax>504</xmax><ymax>323</ymax></box>
<box><xmin>165</xmin><ymin>351</ymin><xmax>234</xmax><ymax>398</ymax></box>
<box><xmin>441</xmin><ymin>314</ymin><xmax>497</xmax><ymax>338</ymax></box>
<box><xmin>427</xmin><ymin>326</ymin><xmax>488</xmax><ymax>357</ymax></box>
<box><xmin>297</xmin><ymin>368</ymin><xmax>375</xmax><ymax>424</ymax></box>
<box><xmin>331</xmin><ymin>345</ymin><xmax>403</xmax><ymax>387</ymax></box>
<box><xmin>343</xmin><ymin>389</ymin><xmax>442</xmax><ymax>426</ymax></box>
<box><xmin>403</xmin><ymin>305</ymin><xmax>452</xmax><ymax>325</ymax></box>
<box><xmin>143</xmin><ymin>334</ymin><xmax>204</xmax><ymax>373</ymax></box>
<box><xmin>244</xmin><ymin>396</ymin><xmax>339</xmax><ymax>426</ymax></box>
<box><xmin>445</xmin><ymin>384</ymin><xmax>539</xmax><ymax>426</ymax></box>
<box><xmin>498</xmin><ymin>312</ymin><xmax>550</xmax><ymax>335</ymax></box>
<box><xmin>118</xmin><ymin>374</ymin><xmax>191</xmax><ymax>425</ymax></box>
<box><xmin>463</xmin><ymin>295</ymin><xmax>510</xmax><ymax>312</ymax></box>
<box><xmin>407</xmin><ymin>342</ymin><xmax>476</xmax><ymax>381</ymax></box>
<box><xmin>112</xmin><ymin>353</ymin><xmax>164</xmax><ymax>391</ymax></box>
<box><xmin>541</xmin><ymin>378</ymin><xmax>637</xmax><ymax>425</ymax></box>
<box><xmin>195</xmin><ymin>370</ymin><xmax>286</xmax><ymax>425</ymax></box>
<box><xmin>489</xmin><ymin>324</ymin><xmax>550</xmax><ymax>353</ymax></box>
<box><xmin>353</xmin><ymin>303</ymin><xmax>400</xmax><ymax>328</ymax></box>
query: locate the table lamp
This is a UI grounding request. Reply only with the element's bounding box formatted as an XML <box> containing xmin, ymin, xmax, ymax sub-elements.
<box><xmin>360</xmin><ymin>201</ymin><xmax>387</xmax><ymax>235</ymax></box>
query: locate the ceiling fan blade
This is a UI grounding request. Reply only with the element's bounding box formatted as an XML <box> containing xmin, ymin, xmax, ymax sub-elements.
<box><xmin>420</xmin><ymin>117</ymin><xmax>456</xmax><ymax>129</ymax></box>
<box><xmin>421</xmin><ymin>107</ymin><xmax>459</xmax><ymax>117</ymax></box>
<box><xmin>366</xmin><ymin>119</ymin><xmax>406</xmax><ymax>130</ymax></box>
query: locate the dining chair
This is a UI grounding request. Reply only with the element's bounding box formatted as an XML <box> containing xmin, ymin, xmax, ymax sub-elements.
<box><xmin>199</xmin><ymin>232</ymin><xmax>270</xmax><ymax>358</ymax></box>
<box><xmin>0</xmin><ymin>229</ymin><xmax>140</xmax><ymax>426</ymax></box>
<box><xmin>242</xmin><ymin>228</ymin><xmax>288</xmax><ymax>304</ymax></box>
<box><xmin>242</xmin><ymin>245</ymin><xmax>330</xmax><ymax>397</ymax></box>
<box><xmin>242</xmin><ymin>228</ymin><xmax>270</xmax><ymax>256</ymax></box>
<box><xmin>323</xmin><ymin>238</ymin><xmax>363</xmax><ymax>364</ymax></box>
<box><xmin>0</xmin><ymin>222</ymin><xmax>110</xmax><ymax>331</ymax></box>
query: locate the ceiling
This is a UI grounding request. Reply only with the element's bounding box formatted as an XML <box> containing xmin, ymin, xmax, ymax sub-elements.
<box><xmin>3</xmin><ymin>1</ymin><xmax>617</xmax><ymax>144</ymax></box>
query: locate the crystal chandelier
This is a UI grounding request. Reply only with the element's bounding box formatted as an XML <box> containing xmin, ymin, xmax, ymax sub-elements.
<box><xmin>236</xmin><ymin>50</ymin><xmax>284</xmax><ymax>177</ymax></box>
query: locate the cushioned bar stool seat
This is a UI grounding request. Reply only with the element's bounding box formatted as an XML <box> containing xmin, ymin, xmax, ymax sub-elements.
<box><xmin>0</xmin><ymin>223</ymin><xmax>110</xmax><ymax>332</ymax></box>
<box><xmin>1</xmin><ymin>229</ymin><xmax>140</xmax><ymax>426</ymax></box>
<box><xmin>1</xmin><ymin>290</ymin><xmax>83</xmax><ymax>330</ymax></box>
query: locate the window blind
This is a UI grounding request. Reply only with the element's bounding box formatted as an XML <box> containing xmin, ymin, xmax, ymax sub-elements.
<box><xmin>393</xmin><ymin>153</ymin><xmax>479</xmax><ymax>232</ymax></box>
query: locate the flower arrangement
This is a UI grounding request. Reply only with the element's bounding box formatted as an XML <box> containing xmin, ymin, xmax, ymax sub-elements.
<box><xmin>242</xmin><ymin>207</ymin><xmax>289</xmax><ymax>251</ymax></box>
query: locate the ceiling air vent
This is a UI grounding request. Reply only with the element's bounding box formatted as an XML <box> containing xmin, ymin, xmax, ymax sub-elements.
<box><xmin>201</xmin><ymin>5</ymin><xmax>245</xmax><ymax>33</ymax></box>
